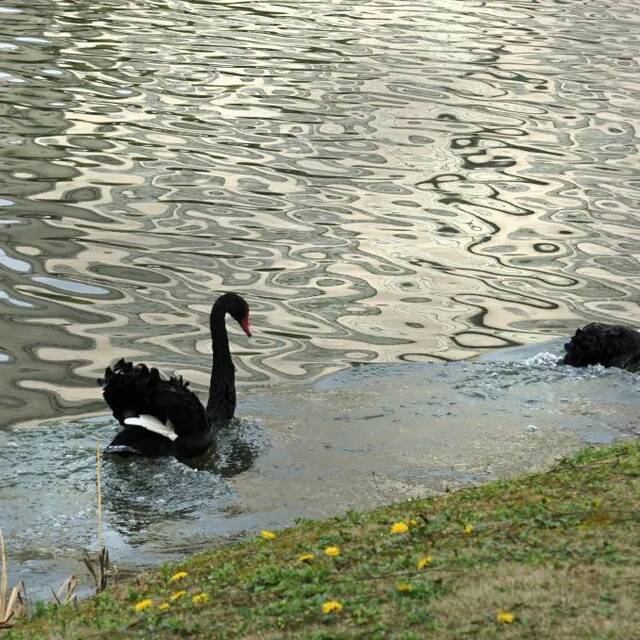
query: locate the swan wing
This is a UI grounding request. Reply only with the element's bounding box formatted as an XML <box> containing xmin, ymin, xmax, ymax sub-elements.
<box><xmin>100</xmin><ymin>360</ymin><xmax>207</xmax><ymax>436</ymax></box>
<box><xmin>124</xmin><ymin>414</ymin><xmax>178</xmax><ymax>441</ymax></box>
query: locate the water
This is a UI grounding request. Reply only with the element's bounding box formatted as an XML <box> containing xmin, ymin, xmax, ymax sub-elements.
<box><xmin>1</xmin><ymin>0</ymin><xmax>639</xmax><ymax>598</ymax></box>
<box><xmin>2</xmin><ymin>343</ymin><xmax>639</xmax><ymax>599</ymax></box>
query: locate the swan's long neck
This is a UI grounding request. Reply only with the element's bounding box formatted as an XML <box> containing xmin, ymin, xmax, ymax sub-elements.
<box><xmin>206</xmin><ymin>303</ymin><xmax>236</xmax><ymax>425</ymax></box>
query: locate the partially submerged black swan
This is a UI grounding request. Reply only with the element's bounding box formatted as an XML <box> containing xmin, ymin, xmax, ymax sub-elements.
<box><xmin>562</xmin><ymin>322</ymin><xmax>640</xmax><ymax>372</ymax></box>
<box><xmin>99</xmin><ymin>292</ymin><xmax>251</xmax><ymax>458</ymax></box>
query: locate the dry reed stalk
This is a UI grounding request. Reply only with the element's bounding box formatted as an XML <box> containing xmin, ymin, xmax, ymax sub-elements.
<box><xmin>0</xmin><ymin>529</ymin><xmax>6</xmax><ymax>618</ymax></box>
<box><xmin>82</xmin><ymin>442</ymin><xmax>112</xmax><ymax>594</ymax></box>
<box><xmin>82</xmin><ymin>548</ymin><xmax>110</xmax><ymax>594</ymax></box>
<box><xmin>96</xmin><ymin>442</ymin><xmax>104</xmax><ymax>550</ymax></box>
<box><xmin>51</xmin><ymin>575</ymin><xmax>78</xmax><ymax>606</ymax></box>
<box><xmin>0</xmin><ymin>529</ymin><xmax>28</xmax><ymax>629</ymax></box>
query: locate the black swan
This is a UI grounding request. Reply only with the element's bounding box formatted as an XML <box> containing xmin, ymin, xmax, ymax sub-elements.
<box><xmin>562</xmin><ymin>322</ymin><xmax>640</xmax><ymax>372</ymax></box>
<box><xmin>99</xmin><ymin>292</ymin><xmax>251</xmax><ymax>458</ymax></box>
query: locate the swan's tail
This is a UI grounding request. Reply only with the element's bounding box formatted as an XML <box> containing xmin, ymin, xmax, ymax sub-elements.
<box><xmin>562</xmin><ymin>322</ymin><xmax>640</xmax><ymax>369</ymax></box>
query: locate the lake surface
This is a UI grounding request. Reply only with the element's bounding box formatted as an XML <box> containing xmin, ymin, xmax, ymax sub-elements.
<box><xmin>1</xmin><ymin>0</ymin><xmax>639</xmax><ymax>599</ymax></box>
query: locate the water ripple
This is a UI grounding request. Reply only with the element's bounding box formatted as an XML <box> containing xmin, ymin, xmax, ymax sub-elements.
<box><xmin>0</xmin><ymin>0</ymin><xmax>639</xmax><ymax>427</ymax></box>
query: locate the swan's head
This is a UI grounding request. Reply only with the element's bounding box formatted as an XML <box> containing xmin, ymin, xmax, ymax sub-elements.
<box><xmin>217</xmin><ymin>292</ymin><xmax>252</xmax><ymax>337</ymax></box>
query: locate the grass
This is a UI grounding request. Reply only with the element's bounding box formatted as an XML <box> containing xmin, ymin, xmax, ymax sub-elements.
<box><xmin>5</xmin><ymin>440</ymin><xmax>640</xmax><ymax>639</ymax></box>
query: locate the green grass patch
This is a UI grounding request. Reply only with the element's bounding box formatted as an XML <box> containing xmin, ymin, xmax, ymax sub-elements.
<box><xmin>7</xmin><ymin>440</ymin><xmax>640</xmax><ymax>639</ymax></box>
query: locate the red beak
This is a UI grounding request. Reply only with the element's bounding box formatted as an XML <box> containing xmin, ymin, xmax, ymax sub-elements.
<box><xmin>241</xmin><ymin>316</ymin><xmax>252</xmax><ymax>337</ymax></box>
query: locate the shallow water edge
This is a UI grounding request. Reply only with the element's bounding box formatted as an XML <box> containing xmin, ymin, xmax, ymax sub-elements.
<box><xmin>2</xmin><ymin>338</ymin><xmax>639</xmax><ymax>600</ymax></box>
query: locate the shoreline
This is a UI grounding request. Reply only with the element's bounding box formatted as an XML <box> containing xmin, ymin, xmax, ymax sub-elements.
<box><xmin>3</xmin><ymin>345</ymin><xmax>639</xmax><ymax>603</ymax></box>
<box><xmin>6</xmin><ymin>438</ymin><xmax>640</xmax><ymax>638</ymax></box>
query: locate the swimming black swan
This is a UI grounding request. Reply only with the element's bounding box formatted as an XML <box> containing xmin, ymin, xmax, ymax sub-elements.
<box><xmin>99</xmin><ymin>292</ymin><xmax>251</xmax><ymax>458</ymax></box>
<box><xmin>562</xmin><ymin>322</ymin><xmax>640</xmax><ymax>372</ymax></box>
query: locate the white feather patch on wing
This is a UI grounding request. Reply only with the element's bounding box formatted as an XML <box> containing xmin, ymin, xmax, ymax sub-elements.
<box><xmin>124</xmin><ymin>414</ymin><xmax>178</xmax><ymax>441</ymax></box>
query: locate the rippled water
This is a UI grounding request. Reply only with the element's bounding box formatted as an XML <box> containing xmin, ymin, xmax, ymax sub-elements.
<box><xmin>2</xmin><ymin>0</ymin><xmax>640</xmax><ymax>601</ymax></box>
<box><xmin>0</xmin><ymin>0</ymin><xmax>639</xmax><ymax>427</ymax></box>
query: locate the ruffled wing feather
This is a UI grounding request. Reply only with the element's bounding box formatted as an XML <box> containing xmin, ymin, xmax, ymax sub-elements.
<box><xmin>99</xmin><ymin>359</ymin><xmax>207</xmax><ymax>437</ymax></box>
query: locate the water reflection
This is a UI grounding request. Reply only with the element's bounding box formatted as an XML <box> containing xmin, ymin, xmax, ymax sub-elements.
<box><xmin>0</xmin><ymin>0</ymin><xmax>639</xmax><ymax>429</ymax></box>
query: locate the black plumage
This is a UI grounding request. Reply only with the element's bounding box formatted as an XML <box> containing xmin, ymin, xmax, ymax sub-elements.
<box><xmin>99</xmin><ymin>292</ymin><xmax>251</xmax><ymax>458</ymax></box>
<box><xmin>562</xmin><ymin>322</ymin><xmax>640</xmax><ymax>372</ymax></box>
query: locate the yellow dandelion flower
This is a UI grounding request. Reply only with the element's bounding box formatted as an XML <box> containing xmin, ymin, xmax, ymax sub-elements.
<box><xmin>321</xmin><ymin>600</ymin><xmax>343</xmax><ymax>614</ymax></box>
<box><xmin>192</xmin><ymin>592</ymin><xmax>209</xmax><ymax>605</ymax></box>
<box><xmin>497</xmin><ymin>611</ymin><xmax>515</xmax><ymax>624</ymax></box>
<box><xmin>158</xmin><ymin>602</ymin><xmax>170</xmax><ymax>611</ymax></box>
<box><xmin>260</xmin><ymin>530</ymin><xmax>277</xmax><ymax>540</ymax></box>
<box><xmin>169</xmin><ymin>570</ymin><xmax>188</xmax><ymax>582</ymax></box>
<box><xmin>464</xmin><ymin>523</ymin><xmax>474</xmax><ymax>535</ymax></box>
<box><xmin>324</xmin><ymin>545</ymin><xmax>341</xmax><ymax>557</ymax></box>
<box><xmin>409</xmin><ymin>518</ymin><xmax>418</xmax><ymax>526</ymax></box>
<box><xmin>396</xmin><ymin>582</ymin><xmax>413</xmax><ymax>593</ymax></box>
<box><xmin>417</xmin><ymin>555</ymin><xmax>433</xmax><ymax>570</ymax></box>
<box><xmin>170</xmin><ymin>590</ymin><xmax>187</xmax><ymax>601</ymax></box>
<box><xmin>298</xmin><ymin>553</ymin><xmax>315</xmax><ymax>563</ymax></box>
<box><xmin>390</xmin><ymin>521</ymin><xmax>409</xmax><ymax>534</ymax></box>
<box><xmin>133</xmin><ymin>598</ymin><xmax>154</xmax><ymax>613</ymax></box>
